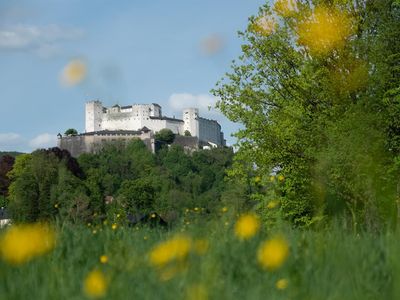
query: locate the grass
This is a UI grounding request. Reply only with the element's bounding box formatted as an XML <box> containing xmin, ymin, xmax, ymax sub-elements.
<box><xmin>0</xmin><ymin>212</ymin><xmax>398</xmax><ymax>300</ymax></box>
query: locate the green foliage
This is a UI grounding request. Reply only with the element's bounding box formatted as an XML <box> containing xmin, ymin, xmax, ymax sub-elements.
<box><xmin>64</xmin><ymin>128</ymin><xmax>78</xmax><ymax>136</ymax></box>
<box><xmin>7</xmin><ymin>139</ymin><xmax>237</xmax><ymax>223</ymax></box>
<box><xmin>118</xmin><ymin>178</ymin><xmax>155</xmax><ymax>214</ymax></box>
<box><xmin>155</xmin><ymin>128</ymin><xmax>175</xmax><ymax>144</ymax></box>
<box><xmin>212</xmin><ymin>0</ymin><xmax>400</xmax><ymax>229</ymax></box>
<box><xmin>184</xmin><ymin>130</ymin><xmax>192</xmax><ymax>136</ymax></box>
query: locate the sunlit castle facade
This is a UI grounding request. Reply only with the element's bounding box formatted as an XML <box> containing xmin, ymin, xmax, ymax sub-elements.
<box><xmin>85</xmin><ymin>100</ymin><xmax>225</xmax><ymax>146</ymax></box>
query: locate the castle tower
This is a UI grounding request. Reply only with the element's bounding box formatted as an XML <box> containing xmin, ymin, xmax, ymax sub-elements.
<box><xmin>85</xmin><ymin>100</ymin><xmax>103</xmax><ymax>132</ymax></box>
<box><xmin>183</xmin><ymin>108</ymin><xmax>199</xmax><ymax>137</ymax></box>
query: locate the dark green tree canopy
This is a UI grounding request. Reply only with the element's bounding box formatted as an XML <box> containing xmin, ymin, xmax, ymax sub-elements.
<box><xmin>64</xmin><ymin>128</ymin><xmax>78</xmax><ymax>136</ymax></box>
<box><xmin>155</xmin><ymin>128</ymin><xmax>175</xmax><ymax>144</ymax></box>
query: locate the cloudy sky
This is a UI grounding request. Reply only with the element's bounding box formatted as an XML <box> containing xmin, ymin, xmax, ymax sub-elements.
<box><xmin>0</xmin><ymin>0</ymin><xmax>266</xmax><ymax>152</ymax></box>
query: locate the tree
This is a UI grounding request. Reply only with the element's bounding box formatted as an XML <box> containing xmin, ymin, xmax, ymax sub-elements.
<box><xmin>184</xmin><ymin>130</ymin><xmax>192</xmax><ymax>137</ymax></box>
<box><xmin>212</xmin><ymin>0</ymin><xmax>400</xmax><ymax>228</ymax></box>
<box><xmin>64</xmin><ymin>128</ymin><xmax>78</xmax><ymax>136</ymax></box>
<box><xmin>155</xmin><ymin>128</ymin><xmax>175</xmax><ymax>144</ymax></box>
<box><xmin>0</xmin><ymin>155</ymin><xmax>15</xmax><ymax>197</ymax></box>
<box><xmin>118</xmin><ymin>178</ymin><xmax>155</xmax><ymax>214</ymax></box>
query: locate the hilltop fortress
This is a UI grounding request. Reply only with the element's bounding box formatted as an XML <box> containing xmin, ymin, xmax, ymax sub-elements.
<box><xmin>58</xmin><ymin>100</ymin><xmax>226</xmax><ymax>156</ymax></box>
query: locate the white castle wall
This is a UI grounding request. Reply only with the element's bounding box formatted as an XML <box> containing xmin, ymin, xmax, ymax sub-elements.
<box><xmin>85</xmin><ymin>101</ymin><xmax>224</xmax><ymax>145</ymax></box>
<box><xmin>198</xmin><ymin>117</ymin><xmax>223</xmax><ymax>145</ymax></box>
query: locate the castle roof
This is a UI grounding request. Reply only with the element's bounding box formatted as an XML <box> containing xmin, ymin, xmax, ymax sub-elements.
<box><xmin>82</xmin><ymin>129</ymin><xmax>147</xmax><ymax>136</ymax></box>
<box><xmin>149</xmin><ymin>116</ymin><xmax>184</xmax><ymax>122</ymax></box>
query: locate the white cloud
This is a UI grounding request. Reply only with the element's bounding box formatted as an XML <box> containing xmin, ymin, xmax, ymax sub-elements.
<box><xmin>168</xmin><ymin>93</ymin><xmax>221</xmax><ymax>118</ymax></box>
<box><xmin>0</xmin><ymin>133</ymin><xmax>28</xmax><ymax>152</ymax></box>
<box><xmin>0</xmin><ymin>24</ymin><xmax>84</xmax><ymax>56</ymax></box>
<box><xmin>29</xmin><ymin>133</ymin><xmax>57</xmax><ymax>149</ymax></box>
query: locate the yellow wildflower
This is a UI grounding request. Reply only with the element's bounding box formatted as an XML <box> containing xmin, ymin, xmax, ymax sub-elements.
<box><xmin>221</xmin><ymin>206</ymin><xmax>228</xmax><ymax>213</ymax></box>
<box><xmin>274</xmin><ymin>0</ymin><xmax>297</xmax><ymax>17</ymax></box>
<box><xmin>99</xmin><ymin>255</ymin><xmax>108</xmax><ymax>264</ymax></box>
<box><xmin>60</xmin><ymin>59</ymin><xmax>87</xmax><ymax>87</ymax></box>
<box><xmin>0</xmin><ymin>223</ymin><xmax>55</xmax><ymax>265</ymax></box>
<box><xmin>254</xmin><ymin>176</ymin><xmax>261</xmax><ymax>184</ymax></box>
<box><xmin>234</xmin><ymin>213</ymin><xmax>261</xmax><ymax>240</ymax></box>
<box><xmin>116</xmin><ymin>213</ymin><xmax>120</xmax><ymax>218</ymax></box>
<box><xmin>54</xmin><ymin>203</ymin><xmax>59</xmax><ymax>208</ymax></box>
<box><xmin>297</xmin><ymin>6</ymin><xmax>353</xmax><ymax>55</ymax></box>
<box><xmin>151</xmin><ymin>213</ymin><xmax>156</xmax><ymax>218</ymax></box>
<box><xmin>92</xmin><ymin>230</ymin><xmax>97</xmax><ymax>235</ymax></box>
<box><xmin>278</xmin><ymin>175</ymin><xmax>285</xmax><ymax>181</ymax></box>
<box><xmin>276</xmin><ymin>278</ymin><xmax>289</xmax><ymax>290</ymax></box>
<box><xmin>194</xmin><ymin>207</ymin><xmax>199</xmax><ymax>212</ymax></box>
<box><xmin>267</xmin><ymin>200</ymin><xmax>280</xmax><ymax>209</ymax></box>
<box><xmin>257</xmin><ymin>237</ymin><xmax>289</xmax><ymax>271</ymax></box>
<box><xmin>149</xmin><ymin>235</ymin><xmax>191</xmax><ymax>267</ymax></box>
<box><xmin>269</xmin><ymin>176</ymin><xmax>276</xmax><ymax>182</ymax></box>
<box><xmin>111</xmin><ymin>223</ymin><xmax>117</xmax><ymax>230</ymax></box>
<box><xmin>83</xmin><ymin>270</ymin><xmax>107</xmax><ymax>298</ymax></box>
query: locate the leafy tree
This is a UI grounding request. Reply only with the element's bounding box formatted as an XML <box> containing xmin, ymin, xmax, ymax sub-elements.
<box><xmin>212</xmin><ymin>0</ymin><xmax>400</xmax><ymax>228</ymax></box>
<box><xmin>118</xmin><ymin>178</ymin><xmax>155</xmax><ymax>214</ymax></box>
<box><xmin>0</xmin><ymin>155</ymin><xmax>15</xmax><ymax>198</ymax></box>
<box><xmin>155</xmin><ymin>128</ymin><xmax>175</xmax><ymax>144</ymax></box>
<box><xmin>64</xmin><ymin>128</ymin><xmax>78</xmax><ymax>136</ymax></box>
<box><xmin>184</xmin><ymin>130</ymin><xmax>192</xmax><ymax>137</ymax></box>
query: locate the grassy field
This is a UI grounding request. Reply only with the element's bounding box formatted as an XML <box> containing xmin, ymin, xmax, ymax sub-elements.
<box><xmin>0</xmin><ymin>212</ymin><xmax>399</xmax><ymax>300</ymax></box>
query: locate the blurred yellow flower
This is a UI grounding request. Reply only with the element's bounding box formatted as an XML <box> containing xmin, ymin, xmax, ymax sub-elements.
<box><xmin>149</xmin><ymin>235</ymin><xmax>191</xmax><ymax>267</ymax></box>
<box><xmin>0</xmin><ymin>223</ymin><xmax>55</xmax><ymax>265</ymax></box>
<box><xmin>151</xmin><ymin>213</ymin><xmax>156</xmax><ymax>218</ymax></box>
<box><xmin>297</xmin><ymin>6</ymin><xmax>353</xmax><ymax>55</ymax></box>
<box><xmin>194</xmin><ymin>207</ymin><xmax>199</xmax><ymax>211</ymax></box>
<box><xmin>60</xmin><ymin>59</ymin><xmax>87</xmax><ymax>87</ymax></box>
<box><xmin>92</xmin><ymin>230</ymin><xmax>97</xmax><ymax>235</ymax></box>
<box><xmin>257</xmin><ymin>237</ymin><xmax>289</xmax><ymax>271</ymax></box>
<box><xmin>234</xmin><ymin>213</ymin><xmax>261</xmax><ymax>240</ymax></box>
<box><xmin>269</xmin><ymin>176</ymin><xmax>276</xmax><ymax>182</ymax></box>
<box><xmin>276</xmin><ymin>278</ymin><xmax>289</xmax><ymax>290</ymax></box>
<box><xmin>274</xmin><ymin>0</ymin><xmax>297</xmax><ymax>17</ymax></box>
<box><xmin>267</xmin><ymin>200</ymin><xmax>280</xmax><ymax>209</ymax></box>
<box><xmin>278</xmin><ymin>175</ymin><xmax>285</xmax><ymax>181</ymax></box>
<box><xmin>254</xmin><ymin>15</ymin><xmax>277</xmax><ymax>36</ymax></box>
<box><xmin>221</xmin><ymin>206</ymin><xmax>228</xmax><ymax>213</ymax></box>
<box><xmin>186</xmin><ymin>283</ymin><xmax>208</xmax><ymax>300</ymax></box>
<box><xmin>54</xmin><ymin>203</ymin><xmax>59</xmax><ymax>208</ymax></box>
<box><xmin>100</xmin><ymin>255</ymin><xmax>108</xmax><ymax>264</ymax></box>
<box><xmin>111</xmin><ymin>223</ymin><xmax>117</xmax><ymax>230</ymax></box>
<box><xmin>254</xmin><ymin>176</ymin><xmax>261</xmax><ymax>183</ymax></box>
<box><xmin>83</xmin><ymin>270</ymin><xmax>107</xmax><ymax>298</ymax></box>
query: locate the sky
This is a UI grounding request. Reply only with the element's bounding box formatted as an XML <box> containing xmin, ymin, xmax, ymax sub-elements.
<box><xmin>0</xmin><ymin>0</ymin><xmax>267</xmax><ymax>152</ymax></box>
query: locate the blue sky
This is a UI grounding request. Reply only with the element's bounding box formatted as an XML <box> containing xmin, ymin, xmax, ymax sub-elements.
<box><xmin>0</xmin><ymin>0</ymin><xmax>266</xmax><ymax>152</ymax></box>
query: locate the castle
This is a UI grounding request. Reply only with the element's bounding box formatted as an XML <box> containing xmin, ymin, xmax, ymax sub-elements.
<box><xmin>58</xmin><ymin>100</ymin><xmax>226</xmax><ymax>156</ymax></box>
